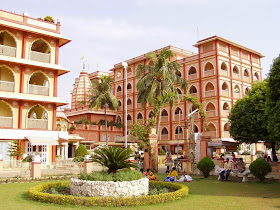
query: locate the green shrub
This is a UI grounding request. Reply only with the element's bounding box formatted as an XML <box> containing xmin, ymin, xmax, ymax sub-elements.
<box><xmin>197</xmin><ymin>157</ymin><xmax>215</xmax><ymax>178</ymax></box>
<box><xmin>159</xmin><ymin>148</ymin><xmax>166</xmax><ymax>156</ymax></box>
<box><xmin>75</xmin><ymin>144</ymin><xmax>89</xmax><ymax>158</ymax></box>
<box><xmin>73</xmin><ymin>156</ymin><xmax>84</xmax><ymax>162</ymax></box>
<box><xmin>28</xmin><ymin>181</ymin><xmax>188</xmax><ymax>207</ymax></box>
<box><xmin>256</xmin><ymin>151</ymin><xmax>264</xmax><ymax>154</ymax></box>
<box><xmin>22</xmin><ymin>155</ymin><xmax>32</xmax><ymax>163</ymax></box>
<box><xmin>92</xmin><ymin>146</ymin><xmax>136</xmax><ymax>173</ymax></box>
<box><xmin>79</xmin><ymin>169</ymin><xmax>142</xmax><ymax>182</ymax></box>
<box><xmin>249</xmin><ymin>157</ymin><xmax>272</xmax><ymax>181</ymax></box>
<box><xmin>69</xmin><ymin>125</ymin><xmax>76</xmax><ymax>131</ymax></box>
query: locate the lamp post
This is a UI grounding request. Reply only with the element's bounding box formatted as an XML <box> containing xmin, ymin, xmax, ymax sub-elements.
<box><xmin>121</xmin><ymin>62</ymin><xmax>128</xmax><ymax>148</ymax></box>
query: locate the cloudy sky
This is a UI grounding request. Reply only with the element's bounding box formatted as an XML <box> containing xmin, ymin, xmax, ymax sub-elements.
<box><xmin>3</xmin><ymin>0</ymin><xmax>280</xmax><ymax>106</ymax></box>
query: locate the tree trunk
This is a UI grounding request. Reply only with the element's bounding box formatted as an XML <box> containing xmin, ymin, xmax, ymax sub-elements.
<box><xmin>271</xmin><ymin>142</ymin><xmax>278</xmax><ymax>162</ymax></box>
<box><xmin>105</xmin><ymin>105</ymin><xmax>108</xmax><ymax>146</ymax></box>
<box><xmin>156</xmin><ymin>110</ymin><xmax>162</xmax><ymax>141</ymax></box>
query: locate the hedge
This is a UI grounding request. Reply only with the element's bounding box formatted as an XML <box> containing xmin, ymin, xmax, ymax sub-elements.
<box><xmin>28</xmin><ymin>181</ymin><xmax>189</xmax><ymax>207</ymax></box>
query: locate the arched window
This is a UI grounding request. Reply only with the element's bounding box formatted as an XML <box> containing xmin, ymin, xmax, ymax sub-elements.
<box><xmin>27</xmin><ymin>104</ymin><xmax>48</xmax><ymax>129</ymax></box>
<box><xmin>194</xmin><ymin>124</ymin><xmax>199</xmax><ymax>133</ymax></box>
<box><xmin>223</xmin><ymin>102</ymin><xmax>230</xmax><ymax>110</ymax></box>
<box><xmin>116</xmin><ymin>71</ymin><xmax>121</xmax><ymax>78</ymax></box>
<box><xmin>28</xmin><ymin>71</ymin><xmax>49</xmax><ymax>96</ymax></box>
<box><xmin>161</xmin><ymin>127</ymin><xmax>168</xmax><ymax>135</ymax></box>
<box><xmin>176</xmin><ymin>71</ymin><xmax>182</xmax><ymax>77</ymax></box>
<box><xmin>208</xmin><ymin>123</ymin><xmax>216</xmax><ymax>132</ymax></box>
<box><xmin>137</xmin><ymin>113</ymin><xmax>143</xmax><ymax>119</ymax></box>
<box><xmin>127</xmin><ymin>114</ymin><xmax>132</xmax><ymax>121</ymax></box>
<box><xmin>117</xmin><ymin>86</ymin><xmax>122</xmax><ymax>92</ymax></box>
<box><xmin>177</xmin><ymin>88</ymin><xmax>182</xmax><ymax>95</ymax></box>
<box><xmin>221</xmin><ymin>62</ymin><xmax>227</xmax><ymax>71</ymax></box>
<box><xmin>224</xmin><ymin>123</ymin><xmax>230</xmax><ymax>131</ymax></box>
<box><xmin>233</xmin><ymin>66</ymin><xmax>239</xmax><ymax>74</ymax></box>
<box><xmin>127</xmin><ymin>67</ymin><xmax>132</xmax><ymax>74</ymax></box>
<box><xmin>222</xmin><ymin>82</ymin><xmax>229</xmax><ymax>90</ymax></box>
<box><xmin>174</xmin><ymin>107</ymin><xmax>182</xmax><ymax>115</ymax></box>
<box><xmin>234</xmin><ymin>85</ymin><xmax>240</xmax><ymax>93</ymax></box>
<box><xmin>30</xmin><ymin>39</ymin><xmax>51</xmax><ymax>63</ymax></box>
<box><xmin>148</xmin><ymin>60</ymin><xmax>154</xmax><ymax>66</ymax></box>
<box><xmin>0</xmin><ymin>100</ymin><xmax>13</xmax><ymax>127</ymax></box>
<box><xmin>205</xmin><ymin>82</ymin><xmax>214</xmax><ymax>91</ymax></box>
<box><xmin>245</xmin><ymin>87</ymin><xmax>249</xmax><ymax>95</ymax></box>
<box><xmin>127</xmin><ymin>83</ymin><xmax>132</xmax><ymax>90</ymax></box>
<box><xmin>116</xmin><ymin>116</ymin><xmax>122</xmax><ymax>124</ymax></box>
<box><xmin>118</xmin><ymin>100</ymin><xmax>122</xmax><ymax>107</ymax></box>
<box><xmin>175</xmin><ymin>126</ymin><xmax>183</xmax><ymax>134</ymax></box>
<box><xmin>0</xmin><ymin>65</ymin><xmax>15</xmax><ymax>91</ymax></box>
<box><xmin>189</xmin><ymin>67</ymin><xmax>197</xmax><ymax>75</ymax></box>
<box><xmin>148</xmin><ymin>111</ymin><xmax>154</xmax><ymax>118</ymax></box>
<box><xmin>205</xmin><ymin>62</ymin><xmax>214</xmax><ymax>71</ymax></box>
<box><xmin>206</xmin><ymin>102</ymin><xmax>215</xmax><ymax>111</ymax></box>
<box><xmin>127</xmin><ymin>98</ymin><xmax>132</xmax><ymax>105</ymax></box>
<box><xmin>254</xmin><ymin>72</ymin><xmax>260</xmax><ymax>80</ymax></box>
<box><xmin>161</xmin><ymin>109</ymin><xmax>168</xmax><ymax>116</ymax></box>
<box><xmin>189</xmin><ymin>85</ymin><xmax>197</xmax><ymax>94</ymax></box>
<box><xmin>244</xmin><ymin>69</ymin><xmax>249</xmax><ymax>77</ymax></box>
<box><xmin>0</xmin><ymin>31</ymin><xmax>16</xmax><ymax>57</ymax></box>
<box><xmin>189</xmin><ymin>105</ymin><xmax>196</xmax><ymax>113</ymax></box>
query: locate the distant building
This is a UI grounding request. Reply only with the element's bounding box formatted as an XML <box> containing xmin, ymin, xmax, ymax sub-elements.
<box><xmin>66</xmin><ymin>36</ymin><xmax>263</xmax><ymax>155</ymax></box>
<box><xmin>0</xmin><ymin>10</ymin><xmax>70</xmax><ymax>164</ymax></box>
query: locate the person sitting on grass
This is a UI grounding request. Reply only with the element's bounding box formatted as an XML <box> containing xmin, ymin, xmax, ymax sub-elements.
<box><xmin>220</xmin><ymin>158</ymin><xmax>232</xmax><ymax>181</ymax></box>
<box><xmin>144</xmin><ymin>168</ymin><xmax>156</xmax><ymax>180</ymax></box>
<box><xmin>164</xmin><ymin>167</ymin><xmax>179</xmax><ymax>182</ymax></box>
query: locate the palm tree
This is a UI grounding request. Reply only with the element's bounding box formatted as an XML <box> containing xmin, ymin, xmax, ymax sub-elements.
<box><xmin>88</xmin><ymin>75</ymin><xmax>119</xmax><ymax>145</ymax></box>
<box><xmin>136</xmin><ymin>49</ymin><xmax>187</xmax><ymax>136</ymax></box>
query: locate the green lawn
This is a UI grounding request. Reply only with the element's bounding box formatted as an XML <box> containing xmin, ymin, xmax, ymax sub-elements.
<box><xmin>1</xmin><ymin>175</ymin><xmax>280</xmax><ymax>210</ymax></box>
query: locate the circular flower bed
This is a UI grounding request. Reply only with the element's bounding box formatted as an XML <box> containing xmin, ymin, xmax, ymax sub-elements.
<box><xmin>28</xmin><ymin>181</ymin><xmax>189</xmax><ymax>207</ymax></box>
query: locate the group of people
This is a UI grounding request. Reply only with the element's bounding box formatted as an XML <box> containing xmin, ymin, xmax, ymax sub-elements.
<box><xmin>141</xmin><ymin>168</ymin><xmax>157</xmax><ymax>180</ymax></box>
<box><xmin>220</xmin><ymin>157</ymin><xmax>246</xmax><ymax>181</ymax></box>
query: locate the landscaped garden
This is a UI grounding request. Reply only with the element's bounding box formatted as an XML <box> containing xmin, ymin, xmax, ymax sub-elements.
<box><xmin>1</xmin><ymin>174</ymin><xmax>280</xmax><ymax>210</ymax></box>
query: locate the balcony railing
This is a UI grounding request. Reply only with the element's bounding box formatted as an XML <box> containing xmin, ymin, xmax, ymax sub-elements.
<box><xmin>223</xmin><ymin>131</ymin><xmax>230</xmax><ymax>138</ymax></box>
<box><xmin>204</xmin><ymin>69</ymin><xmax>214</xmax><ymax>77</ymax></box>
<box><xmin>0</xmin><ymin>116</ymin><xmax>13</xmax><ymax>127</ymax></box>
<box><xmin>175</xmin><ymin>133</ymin><xmax>184</xmax><ymax>140</ymax></box>
<box><xmin>136</xmin><ymin>119</ymin><xmax>143</xmax><ymax>124</ymax></box>
<box><xmin>188</xmin><ymin>73</ymin><xmax>197</xmax><ymax>80</ymax></box>
<box><xmin>232</xmin><ymin>73</ymin><xmax>240</xmax><ymax>79</ymax></box>
<box><xmin>243</xmin><ymin>76</ymin><xmax>251</xmax><ymax>83</ymax></box>
<box><xmin>161</xmin><ymin>116</ymin><xmax>169</xmax><ymax>122</ymax></box>
<box><xmin>0</xmin><ymin>45</ymin><xmax>16</xmax><ymax>57</ymax></box>
<box><xmin>0</xmin><ymin>80</ymin><xmax>14</xmax><ymax>92</ymax></box>
<box><xmin>205</xmin><ymin>90</ymin><xmax>215</xmax><ymax>97</ymax></box>
<box><xmin>233</xmin><ymin>92</ymin><xmax>241</xmax><ymax>99</ymax></box>
<box><xmin>27</xmin><ymin>119</ymin><xmax>48</xmax><ymax>129</ymax></box>
<box><xmin>127</xmin><ymin>120</ymin><xmax>132</xmax><ymax>126</ymax></box>
<box><xmin>221</xmin><ymin>90</ymin><xmax>229</xmax><ymax>97</ymax></box>
<box><xmin>220</xmin><ymin>69</ymin><xmax>228</xmax><ymax>77</ymax></box>
<box><xmin>28</xmin><ymin>84</ymin><xmax>49</xmax><ymax>96</ymax></box>
<box><xmin>161</xmin><ymin>134</ymin><xmax>169</xmax><ymax>140</ymax></box>
<box><xmin>174</xmin><ymin>114</ymin><xmax>183</xmax><ymax>121</ymax></box>
<box><xmin>30</xmin><ymin>51</ymin><xmax>50</xmax><ymax>63</ymax></box>
<box><xmin>222</xmin><ymin>110</ymin><xmax>230</xmax><ymax>117</ymax></box>
<box><xmin>204</xmin><ymin>131</ymin><xmax>217</xmax><ymax>138</ymax></box>
<box><xmin>206</xmin><ymin>110</ymin><xmax>216</xmax><ymax>118</ymax></box>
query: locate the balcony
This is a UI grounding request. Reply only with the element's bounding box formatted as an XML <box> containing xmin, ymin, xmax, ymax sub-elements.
<box><xmin>222</xmin><ymin>110</ymin><xmax>230</xmax><ymax>117</ymax></box>
<box><xmin>221</xmin><ymin>90</ymin><xmax>229</xmax><ymax>97</ymax></box>
<box><xmin>136</xmin><ymin>119</ymin><xmax>143</xmax><ymax>124</ymax></box>
<box><xmin>0</xmin><ymin>45</ymin><xmax>16</xmax><ymax>57</ymax></box>
<box><xmin>161</xmin><ymin>134</ymin><xmax>169</xmax><ymax>140</ymax></box>
<box><xmin>233</xmin><ymin>92</ymin><xmax>241</xmax><ymax>99</ymax></box>
<box><xmin>243</xmin><ymin>76</ymin><xmax>251</xmax><ymax>83</ymax></box>
<box><xmin>205</xmin><ymin>90</ymin><xmax>215</xmax><ymax>97</ymax></box>
<box><xmin>220</xmin><ymin>70</ymin><xmax>228</xmax><ymax>77</ymax></box>
<box><xmin>188</xmin><ymin>73</ymin><xmax>197</xmax><ymax>80</ymax></box>
<box><xmin>204</xmin><ymin>131</ymin><xmax>217</xmax><ymax>138</ymax></box>
<box><xmin>0</xmin><ymin>116</ymin><xmax>13</xmax><ymax>127</ymax></box>
<box><xmin>206</xmin><ymin>110</ymin><xmax>216</xmax><ymax>118</ymax></box>
<box><xmin>28</xmin><ymin>84</ymin><xmax>49</xmax><ymax>96</ymax></box>
<box><xmin>174</xmin><ymin>114</ymin><xmax>183</xmax><ymax>121</ymax></box>
<box><xmin>0</xmin><ymin>81</ymin><xmax>14</xmax><ymax>92</ymax></box>
<box><xmin>30</xmin><ymin>51</ymin><xmax>50</xmax><ymax>63</ymax></box>
<box><xmin>232</xmin><ymin>73</ymin><xmax>240</xmax><ymax>80</ymax></box>
<box><xmin>127</xmin><ymin>120</ymin><xmax>132</xmax><ymax>126</ymax></box>
<box><xmin>222</xmin><ymin>131</ymin><xmax>230</xmax><ymax>138</ymax></box>
<box><xmin>27</xmin><ymin>119</ymin><xmax>48</xmax><ymax>129</ymax></box>
<box><xmin>204</xmin><ymin>69</ymin><xmax>214</xmax><ymax>77</ymax></box>
<box><xmin>161</xmin><ymin>116</ymin><xmax>169</xmax><ymax>122</ymax></box>
<box><xmin>175</xmin><ymin>134</ymin><xmax>184</xmax><ymax>140</ymax></box>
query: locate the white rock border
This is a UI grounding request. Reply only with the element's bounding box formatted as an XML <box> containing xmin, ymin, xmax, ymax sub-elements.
<box><xmin>70</xmin><ymin>178</ymin><xmax>149</xmax><ymax>198</ymax></box>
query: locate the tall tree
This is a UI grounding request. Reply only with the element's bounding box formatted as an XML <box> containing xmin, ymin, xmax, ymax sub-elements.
<box><xmin>229</xmin><ymin>81</ymin><xmax>269</xmax><ymax>144</ymax></box>
<box><xmin>267</xmin><ymin>55</ymin><xmax>280</xmax><ymax>161</ymax></box>
<box><xmin>136</xmin><ymin>49</ymin><xmax>187</xmax><ymax>137</ymax></box>
<box><xmin>88</xmin><ymin>75</ymin><xmax>119</xmax><ymax>145</ymax></box>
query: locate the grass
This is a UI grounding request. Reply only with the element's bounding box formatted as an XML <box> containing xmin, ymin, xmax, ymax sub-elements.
<box><xmin>0</xmin><ymin>174</ymin><xmax>280</xmax><ymax>210</ymax></box>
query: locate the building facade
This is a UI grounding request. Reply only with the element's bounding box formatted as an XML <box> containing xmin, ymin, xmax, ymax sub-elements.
<box><xmin>0</xmin><ymin>10</ymin><xmax>70</xmax><ymax>164</ymax></box>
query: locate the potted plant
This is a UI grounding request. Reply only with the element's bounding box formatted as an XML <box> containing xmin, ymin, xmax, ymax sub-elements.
<box><xmin>69</xmin><ymin>125</ymin><xmax>76</xmax><ymax>134</ymax></box>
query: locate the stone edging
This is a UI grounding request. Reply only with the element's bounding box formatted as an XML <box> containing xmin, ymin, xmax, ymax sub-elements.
<box><xmin>70</xmin><ymin>178</ymin><xmax>149</xmax><ymax>197</ymax></box>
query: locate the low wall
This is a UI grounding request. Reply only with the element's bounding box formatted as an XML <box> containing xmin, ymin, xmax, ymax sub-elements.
<box><xmin>70</xmin><ymin>178</ymin><xmax>149</xmax><ymax>197</ymax></box>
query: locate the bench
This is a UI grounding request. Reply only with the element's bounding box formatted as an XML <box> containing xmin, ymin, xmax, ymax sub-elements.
<box><xmin>214</xmin><ymin>165</ymin><xmax>251</xmax><ymax>182</ymax></box>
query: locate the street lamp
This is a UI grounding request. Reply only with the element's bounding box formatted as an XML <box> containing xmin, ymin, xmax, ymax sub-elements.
<box><xmin>121</xmin><ymin>61</ymin><xmax>128</xmax><ymax>148</ymax></box>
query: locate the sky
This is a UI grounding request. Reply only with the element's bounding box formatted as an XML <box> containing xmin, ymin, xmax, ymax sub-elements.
<box><xmin>3</xmin><ymin>0</ymin><xmax>280</xmax><ymax>106</ymax></box>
